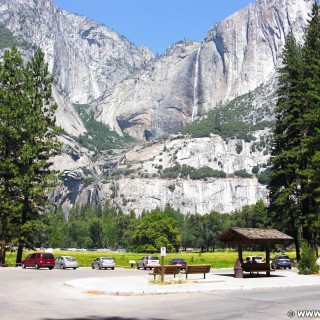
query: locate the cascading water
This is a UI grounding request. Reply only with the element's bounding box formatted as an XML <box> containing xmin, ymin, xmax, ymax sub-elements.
<box><xmin>192</xmin><ymin>47</ymin><xmax>201</xmax><ymax>121</ymax></box>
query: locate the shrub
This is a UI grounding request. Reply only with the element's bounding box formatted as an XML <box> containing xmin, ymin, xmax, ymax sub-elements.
<box><xmin>234</xmin><ymin>170</ymin><xmax>253</xmax><ymax>178</ymax></box>
<box><xmin>298</xmin><ymin>242</ymin><xmax>320</xmax><ymax>275</ymax></box>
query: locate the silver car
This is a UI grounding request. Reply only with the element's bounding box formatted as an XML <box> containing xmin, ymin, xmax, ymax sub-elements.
<box><xmin>55</xmin><ymin>256</ymin><xmax>78</xmax><ymax>269</ymax></box>
<box><xmin>137</xmin><ymin>256</ymin><xmax>160</xmax><ymax>270</ymax></box>
<box><xmin>92</xmin><ymin>257</ymin><xmax>115</xmax><ymax>270</ymax></box>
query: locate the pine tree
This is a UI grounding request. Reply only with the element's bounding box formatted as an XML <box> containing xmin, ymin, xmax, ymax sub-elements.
<box><xmin>298</xmin><ymin>1</ymin><xmax>320</xmax><ymax>254</ymax></box>
<box><xmin>0</xmin><ymin>47</ymin><xmax>25</xmax><ymax>264</ymax></box>
<box><xmin>269</xmin><ymin>1</ymin><xmax>320</xmax><ymax>258</ymax></box>
<box><xmin>0</xmin><ymin>47</ymin><xmax>61</xmax><ymax>264</ymax></box>
<box><xmin>268</xmin><ymin>33</ymin><xmax>304</xmax><ymax>260</ymax></box>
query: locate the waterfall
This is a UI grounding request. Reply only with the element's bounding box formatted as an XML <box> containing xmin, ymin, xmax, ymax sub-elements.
<box><xmin>192</xmin><ymin>47</ymin><xmax>201</xmax><ymax>121</ymax></box>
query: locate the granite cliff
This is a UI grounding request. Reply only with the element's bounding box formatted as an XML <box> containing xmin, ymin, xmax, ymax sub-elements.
<box><xmin>0</xmin><ymin>0</ymin><xmax>313</xmax><ymax>215</ymax></box>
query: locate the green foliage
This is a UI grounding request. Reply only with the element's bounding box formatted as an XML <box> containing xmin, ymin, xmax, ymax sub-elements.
<box><xmin>268</xmin><ymin>3</ymin><xmax>320</xmax><ymax>258</ymax></box>
<box><xmin>257</xmin><ymin>168</ymin><xmax>272</xmax><ymax>185</ymax></box>
<box><xmin>298</xmin><ymin>242</ymin><xmax>320</xmax><ymax>275</ymax></box>
<box><xmin>74</xmin><ymin>104</ymin><xmax>135</xmax><ymax>152</ymax></box>
<box><xmin>131</xmin><ymin>209</ymin><xmax>181</xmax><ymax>253</ymax></box>
<box><xmin>0</xmin><ymin>26</ymin><xmax>23</xmax><ymax>49</ymax></box>
<box><xmin>161</xmin><ymin>162</ymin><xmax>226</xmax><ymax>180</ymax></box>
<box><xmin>0</xmin><ymin>47</ymin><xmax>61</xmax><ymax>264</ymax></box>
<box><xmin>180</xmin><ymin>90</ymin><xmax>273</xmax><ymax>141</ymax></box>
<box><xmin>233</xmin><ymin>170</ymin><xmax>253</xmax><ymax>178</ymax></box>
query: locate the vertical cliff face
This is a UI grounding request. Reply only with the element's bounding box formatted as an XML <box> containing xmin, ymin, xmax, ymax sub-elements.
<box><xmin>200</xmin><ymin>0</ymin><xmax>312</xmax><ymax>112</ymax></box>
<box><xmin>0</xmin><ymin>0</ymin><xmax>154</xmax><ymax>104</ymax></box>
<box><xmin>0</xmin><ymin>0</ymin><xmax>314</xmax><ymax>215</ymax></box>
<box><xmin>95</xmin><ymin>0</ymin><xmax>312</xmax><ymax>139</ymax></box>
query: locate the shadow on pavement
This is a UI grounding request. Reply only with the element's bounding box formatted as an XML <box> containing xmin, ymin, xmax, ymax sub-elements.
<box><xmin>43</xmin><ymin>317</ymin><xmax>167</xmax><ymax>320</ymax></box>
<box><xmin>214</xmin><ymin>273</ymin><xmax>286</xmax><ymax>278</ymax></box>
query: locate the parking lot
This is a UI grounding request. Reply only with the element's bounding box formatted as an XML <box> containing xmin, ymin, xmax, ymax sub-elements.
<box><xmin>1</xmin><ymin>266</ymin><xmax>320</xmax><ymax>320</ymax></box>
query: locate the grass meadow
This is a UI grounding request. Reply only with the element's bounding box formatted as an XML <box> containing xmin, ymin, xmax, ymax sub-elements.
<box><xmin>4</xmin><ymin>249</ymin><xmax>297</xmax><ymax>268</ymax></box>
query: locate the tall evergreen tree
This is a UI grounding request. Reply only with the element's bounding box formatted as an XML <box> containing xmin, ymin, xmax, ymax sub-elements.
<box><xmin>0</xmin><ymin>47</ymin><xmax>25</xmax><ymax>264</ymax></box>
<box><xmin>0</xmin><ymin>47</ymin><xmax>61</xmax><ymax>264</ymax></box>
<box><xmin>269</xmin><ymin>1</ymin><xmax>320</xmax><ymax>258</ymax></box>
<box><xmin>268</xmin><ymin>33</ymin><xmax>305</xmax><ymax>260</ymax></box>
<box><xmin>299</xmin><ymin>1</ymin><xmax>320</xmax><ymax>255</ymax></box>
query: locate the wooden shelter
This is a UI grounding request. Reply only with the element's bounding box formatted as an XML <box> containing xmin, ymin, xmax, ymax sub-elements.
<box><xmin>217</xmin><ymin>227</ymin><xmax>293</xmax><ymax>267</ymax></box>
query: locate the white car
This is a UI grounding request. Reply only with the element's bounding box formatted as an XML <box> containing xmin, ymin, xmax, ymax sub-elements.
<box><xmin>244</xmin><ymin>256</ymin><xmax>264</xmax><ymax>263</ymax></box>
<box><xmin>137</xmin><ymin>256</ymin><xmax>160</xmax><ymax>270</ymax></box>
<box><xmin>92</xmin><ymin>257</ymin><xmax>115</xmax><ymax>270</ymax></box>
<box><xmin>55</xmin><ymin>256</ymin><xmax>78</xmax><ymax>269</ymax></box>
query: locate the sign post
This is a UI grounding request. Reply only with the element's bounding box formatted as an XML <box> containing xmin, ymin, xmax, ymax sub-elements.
<box><xmin>160</xmin><ymin>247</ymin><xmax>166</xmax><ymax>282</ymax></box>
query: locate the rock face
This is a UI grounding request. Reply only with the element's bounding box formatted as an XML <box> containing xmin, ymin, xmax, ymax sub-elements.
<box><xmin>95</xmin><ymin>0</ymin><xmax>313</xmax><ymax>139</ymax></box>
<box><xmin>0</xmin><ymin>0</ymin><xmax>313</xmax><ymax>215</ymax></box>
<box><xmin>0</xmin><ymin>0</ymin><xmax>153</xmax><ymax>135</ymax></box>
<box><xmin>53</xmin><ymin>133</ymin><xmax>271</xmax><ymax>215</ymax></box>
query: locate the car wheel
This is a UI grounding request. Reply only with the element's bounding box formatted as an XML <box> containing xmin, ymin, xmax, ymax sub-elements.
<box><xmin>112</xmin><ymin>267</ymin><xmax>114</xmax><ymax>270</ymax></box>
<box><xmin>49</xmin><ymin>267</ymin><xmax>53</xmax><ymax>270</ymax></box>
<box><xmin>149</xmin><ymin>267</ymin><xmax>152</xmax><ymax>270</ymax></box>
<box><xmin>35</xmin><ymin>263</ymin><xmax>40</xmax><ymax>269</ymax></box>
<box><xmin>91</xmin><ymin>264</ymin><xmax>95</xmax><ymax>269</ymax></box>
<box><xmin>99</xmin><ymin>266</ymin><xmax>102</xmax><ymax>270</ymax></box>
<box><xmin>60</xmin><ymin>264</ymin><xmax>64</xmax><ymax>269</ymax></box>
<box><xmin>143</xmin><ymin>264</ymin><xmax>146</xmax><ymax>270</ymax></box>
<box><xmin>137</xmin><ymin>264</ymin><xmax>139</xmax><ymax>270</ymax></box>
<box><xmin>73</xmin><ymin>267</ymin><xmax>77</xmax><ymax>270</ymax></box>
<box><xmin>289</xmin><ymin>266</ymin><xmax>292</xmax><ymax>269</ymax></box>
<box><xmin>22</xmin><ymin>263</ymin><xmax>26</xmax><ymax>269</ymax></box>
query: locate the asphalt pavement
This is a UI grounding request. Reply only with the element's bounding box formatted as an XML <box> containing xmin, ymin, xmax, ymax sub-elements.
<box><xmin>65</xmin><ymin>267</ymin><xmax>320</xmax><ymax>296</ymax></box>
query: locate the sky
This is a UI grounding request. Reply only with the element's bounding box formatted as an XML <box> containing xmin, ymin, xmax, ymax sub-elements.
<box><xmin>53</xmin><ymin>0</ymin><xmax>255</xmax><ymax>55</ymax></box>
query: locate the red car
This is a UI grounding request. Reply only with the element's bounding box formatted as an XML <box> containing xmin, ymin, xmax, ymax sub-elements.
<box><xmin>22</xmin><ymin>252</ymin><xmax>55</xmax><ymax>269</ymax></box>
<box><xmin>169</xmin><ymin>258</ymin><xmax>187</xmax><ymax>270</ymax></box>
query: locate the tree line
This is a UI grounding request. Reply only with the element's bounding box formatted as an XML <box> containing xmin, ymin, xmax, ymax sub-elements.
<box><xmin>32</xmin><ymin>201</ymin><xmax>270</xmax><ymax>253</ymax></box>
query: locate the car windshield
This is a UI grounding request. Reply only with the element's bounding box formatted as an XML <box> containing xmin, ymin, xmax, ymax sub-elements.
<box><xmin>279</xmin><ymin>255</ymin><xmax>290</xmax><ymax>259</ymax></box>
<box><xmin>102</xmin><ymin>258</ymin><xmax>112</xmax><ymax>260</ymax></box>
<box><xmin>173</xmin><ymin>259</ymin><xmax>185</xmax><ymax>262</ymax></box>
<box><xmin>65</xmin><ymin>256</ymin><xmax>75</xmax><ymax>261</ymax></box>
<box><xmin>255</xmin><ymin>256</ymin><xmax>263</xmax><ymax>260</ymax></box>
<box><xmin>149</xmin><ymin>256</ymin><xmax>158</xmax><ymax>260</ymax></box>
<box><xmin>42</xmin><ymin>253</ymin><xmax>54</xmax><ymax>259</ymax></box>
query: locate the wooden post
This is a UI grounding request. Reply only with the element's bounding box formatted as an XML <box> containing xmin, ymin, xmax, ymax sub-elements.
<box><xmin>161</xmin><ymin>256</ymin><xmax>164</xmax><ymax>282</ymax></box>
<box><xmin>238</xmin><ymin>244</ymin><xmax>243</xmax><ymax>263</ymax></box>
<box><xmin>266</xmin><ymin>242</ymin><xmax>270</xmax><ymax>277</ymax></box>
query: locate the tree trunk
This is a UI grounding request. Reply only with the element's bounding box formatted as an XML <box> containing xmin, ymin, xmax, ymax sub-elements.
<box><xmin>0</xmin><ymin>244</ymin><xmax>6</xmax><ymax>265</ymax></box>
<box><xmin>16</xmin><ymin>245</ymin><xmax>23</xmax><ymax>264</ymax></box>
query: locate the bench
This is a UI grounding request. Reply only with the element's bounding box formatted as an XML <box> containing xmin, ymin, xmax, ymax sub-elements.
<box><xmin>149</xmin><ymin>265</ymin><xmax>181</xmax><ymax>280</ymax></box>
<box><xmin>242</xmin><ymin>263</ymin><xmax>275</xmax><ymax>276</ymax></box>
<box><xmin>180</xmin><ymin>264</ymin><xmax>211</xmax><ymax>279</ymax></box>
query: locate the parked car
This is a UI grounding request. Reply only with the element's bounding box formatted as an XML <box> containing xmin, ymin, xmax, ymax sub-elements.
<box><xmin>91</xmin><ymin>257</ymin><xmax>115</xmax><ymax>270</ymax></box>
<box><xmin>271</xmin><ymin>255</ymin><xmax>292</xmax><ymax>269</ymax></box>
<box><xmin>244</xmin><ymin>256</ymin><xmax>264</xmax><ymax>263</ymax></box>
<box><xmin>137</xmin><ymin>256</ymin><xmax>160</xmax><ymax>270</ymax></box>
<box><xmin>317</xmin><ymin>257</ymin><xmax>320</xmax><ymax>266</ymax></box>
<box><xmin>21</xmin><ymin>252</ymin><xmax>55</xmax><ymax>269</ymax></box>
<box><xmin>55</xmin><ymin>256</ymin><xmax>78</xmax><ymax>269</ymax></box>
<box><xmin>168</xmin><ymin>258</ymin><xmax>187</xmax><ymax>269</ymax></box>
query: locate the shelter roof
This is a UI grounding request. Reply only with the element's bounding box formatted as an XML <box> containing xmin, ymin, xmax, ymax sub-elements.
<box><xmin>217</xmin><ymin>227</ymin><xmax>293</xmax><ymax>245</ymax></box>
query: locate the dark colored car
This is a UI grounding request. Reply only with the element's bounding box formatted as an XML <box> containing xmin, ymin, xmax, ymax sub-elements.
<box><xmin>271</xmin><ymin>255</ymin><xmax>292</xmax><ymax>269</ymax></box>
<box><xmin>168</xmin><ymin>258</ymin><xmax>187</xmax><ymax>269</ymax></box>
<box><xmin>22</xmin><ymin>252</ymin><xmax>55</xmax><ymax>269</ymax></box>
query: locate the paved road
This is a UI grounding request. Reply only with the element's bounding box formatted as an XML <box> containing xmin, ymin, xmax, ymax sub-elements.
<box><xmin>1</xmin><ymin>267</ymin><xmax>320</xmax><ymax>320</ymax></box>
